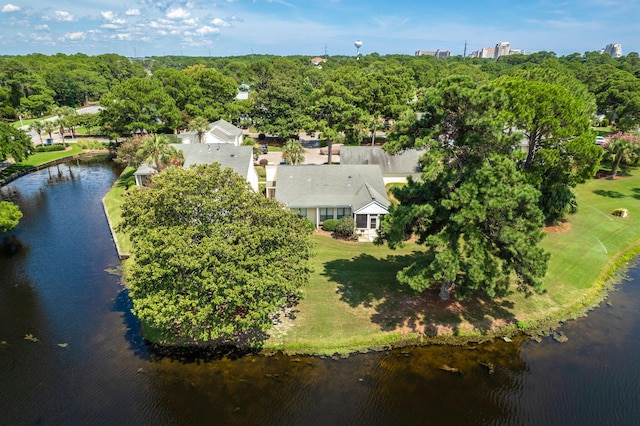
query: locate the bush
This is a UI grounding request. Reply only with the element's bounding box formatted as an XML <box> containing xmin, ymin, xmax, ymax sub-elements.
<box><xmin>34</xmin><ymin>144</ymin><xmax>66</xmax><ymax>152</ymax></box>
<box><xmin>334</xmin><ymin>217</ymin><xmax>356</xmax><ymax>240</ymax></box>
<box><xmin>303</xmin><ymin>219</ymin><xmax>316</xmax><ymax>233</ymax></box>
<box><xmin>77</xmin><ymin>140</ymin><xmax>110</xmax><ymax>150</ymax></box>
<box><xmin>259</xmin><ymin>159</ymin><xmax>269</xmax><ymax>167</ymax></box>
<box><xmin>322</xmin><ymin>219</ymin><xmax>338</xmax><ymax>232</ymax></box>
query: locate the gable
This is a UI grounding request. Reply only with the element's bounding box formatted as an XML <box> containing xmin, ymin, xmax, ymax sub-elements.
<box><xmin>274</xmin><ymin>164</ymin><xmax>389</xmax><ymax>209</ymax></box>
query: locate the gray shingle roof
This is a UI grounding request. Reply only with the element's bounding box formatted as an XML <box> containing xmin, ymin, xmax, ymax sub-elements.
<box><xmin>274</xmin><ymin>164</ymin><xmax>389</xmax><ymax>210</ymax></box>
<box><xmin>210</xmin><ymin>119</ymin><xmax>243</xmax><ymax>137</ymax></box>
<box><xmin>340</xmin><ymin>146</ymin><xmax>422</xmax><ymax>177</ymax></box>
<box><xmin>171</xmin><ymin>143</ymin><xmax>251</xmax><ymax>179</ymax></box>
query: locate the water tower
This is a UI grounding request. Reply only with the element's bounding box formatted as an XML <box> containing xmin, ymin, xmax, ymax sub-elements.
<box><xmin>354</xmin><ymin>40</ymin><xmax>363</xmax><ymax>58</ymax></box>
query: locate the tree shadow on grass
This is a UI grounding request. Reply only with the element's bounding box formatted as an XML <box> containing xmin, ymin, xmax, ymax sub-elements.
<box><xmin>631</xmin><ymin>188</ymin><xmax>640</xmax><ymax>200</ymax></box>
<box><xmin>593</xmin><ymin>189</ymin><xmax>626</xmax><ymax>198</ymax></box>
<box><xmin>323</xmin><ymin>252</ymin><xmax>516</xmax><ymax>335</ymax></box>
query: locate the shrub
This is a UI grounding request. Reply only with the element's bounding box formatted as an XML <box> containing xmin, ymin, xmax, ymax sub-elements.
<box><xmin>303</xmin><ymin>219</ymin><xmax>316</xmax><ymax>233</ymax></box>
<box><xmin>322</xmin><ymin>219</ymin><xmax>338</xmax><ymax>232</ymax></box>
<box><xmin>259</xmin><ymin>159</ymin><xmax>269</xmax><ymax>167</ymax></box>
<box><xmin>34</xmin><ymin>144</ymin><xmax>66</xmax><ymax>152</ymax></box>
<box><xmin>334</xmin><ymin>217</ymin><xmax>356</xmax><ymax>240</ymax></box>
<box><xmin>77</xmin><ymin>140</ymin><xmax>110</xmax><ymax>150</ymax></box>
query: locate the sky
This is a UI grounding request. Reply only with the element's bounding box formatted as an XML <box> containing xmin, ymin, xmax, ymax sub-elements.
<box><xmin>0</xmin><ymin>0</ymin><xmax>638</xmax><ymax>58</ymax></box>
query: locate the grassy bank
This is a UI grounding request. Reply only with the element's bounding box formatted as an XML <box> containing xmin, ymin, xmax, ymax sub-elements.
<box><xmin>265</xmin><ymin>170</ymin><xmax>640</xmax><ymax>354</ymax></box>
<box><xmin>0</xmin><ymin>145</ymin><xmax>84</xmax><ymax>181</ymax></box>
<box><xmin>104</xmin><ymin>169</ymin><xmax>640</xmax><ymax>355</ymax></box>
<box><xmin>102</xmin><ymin>167</ymin><xmax>135</xmax><ymax>257</ymax></box>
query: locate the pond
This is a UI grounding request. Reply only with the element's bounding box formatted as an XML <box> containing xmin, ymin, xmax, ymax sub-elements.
<box><xmin>1</xmin><ymin>158</ymin><xmax>639</xmax><ymax>425</ymax></box>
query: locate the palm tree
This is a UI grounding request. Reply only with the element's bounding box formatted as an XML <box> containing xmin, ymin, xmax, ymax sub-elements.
<box><xmin>189</xmin><ymin>116</ymin><xmax>210</xmax><ymax>143</ymax></box>
<box><xmin>139</xmin><ymin>133</ymin><xmax>172</xmax><ymax>170</ymax></box>
<box><xmin>42</xmin><ymin>120</ymin><xmax>57</xmax><ymax>146</ymax></box>
<box><xmin>54</xmin><ymin>118</ymin><xmax>68</xmax><ymax>148</ymax></box>
<box><xmin>29</xmin><ymin>120</ymin><xmax>45</xmax><ymax>146</ymax></box>
<box><xmin>606</xmin><ymin>132</ymin><xmax>640</xmax><ymax>178</ymax></box>
<box><xmin>282</xmin><ymin>139</ymin><xmax>305</xmax><ymax>165</ymax></box>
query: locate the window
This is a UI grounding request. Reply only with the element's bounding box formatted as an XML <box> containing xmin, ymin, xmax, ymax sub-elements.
<box><xmin>336</xmin><ymin>207</ymin><xmax>352</xmax><ymax>219</ymax></box>
<box><xmin>319</xmin><ymin>208</ymin><xmax>333</xmax><ymax>222</ymax></box>
<box><xmin>356</xmin><ymin>214</ymin><xmax>367</xmax><ymax>228</ymax></box>
<box><xmin>292</xmin><ymin>208</ymin><xmax>307</xmax><ymax>218</ymax></box>
<box><xmin>370</xmin><ymin>216</ymin><xmax>377</xmax><ymax>229</ymax></box>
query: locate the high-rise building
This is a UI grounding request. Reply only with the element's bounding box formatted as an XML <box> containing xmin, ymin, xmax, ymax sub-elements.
<box><xmin>603</xmin><ymin>43</ymin><xmax>622</xmax><ymax>58</ymax></box>
<box><xmin>415</xmin><ymin>49</ymin><xmax>452</xmax><ymax>58</ymax></box>
<box><xmin>494</xmin><ymin>41</ymin><xmax>510</xmax><ymax>59</ymax></box>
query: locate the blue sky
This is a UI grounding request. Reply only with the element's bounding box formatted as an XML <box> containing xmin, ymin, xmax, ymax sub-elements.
<box><xmin>0</xmin><ymin>0</ymin><xmax>637</xmax><ymax>57</ymax></box>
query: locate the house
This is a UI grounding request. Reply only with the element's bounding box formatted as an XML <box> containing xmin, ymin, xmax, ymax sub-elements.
<box><xmin>272</xmin><ymin>164</ymin><xmax>390</xmax><ymax>241</ymax></box>
<box><xmin>311</xmin><ymin>57</ymin><xmax>327</xmax><ymax>66</ymax></box>
<box><xmin>133</xmin><ymin>143</ymin><xmax>259</xmax><ymax>192</ymax></box>
<box><xmin>133</xmin><ymin>163</ymin><xmax>158</xmax><ymax>187</ymax></box>
<box><xmin>178</xmin><ymin>119</ymin><xmax>244</xmax><ymax>145</ymax></box>
<box><xmin>339</xmin><ymin>146</ymin><xmax>423</xmax><ymax>184</ymax></box>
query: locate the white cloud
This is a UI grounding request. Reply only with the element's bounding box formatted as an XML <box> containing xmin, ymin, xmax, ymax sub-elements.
<box><xmin>125</xmin><ymin>9</ymin><xmax>140</xmax><ymax>16</ymax></box>
<box><xmin>166</xmin><ymin>8</ymin><xmax>190</xmax><ymax>19</ymax></box>
<box><xmin>46</xmin><ymin>11</ymin><xmax>75</xmax><ymax>22</ymax></box>
<box><xmin>212</xmin><ymin>18</ymin><xmax>231</xmax><ymax>27</ymax></box>
<box><xmin>112</xmin><ymin>33</ymin><xmax>133</xmax><ymax>41</ymax></box>
<box><xmin>112</xmin><ymin>18</ymin><xmax>126</xmax><ymax>25</ymax></box>
<box><xmin>34</xmin><ymin>24</ymin><xmax>49</xmax><ymax>30</ymax></box>
<box><xmin>1</xmin><ymin>4</ymin><xmax>20</xmax><ymax>12</ymax></box>
<box><xmin>183</xmin><ymin>18</ymin><xmax>198</xmax><ymax>25</ymax></box>
<box><xmin>101</xmin><ymin>11</ymin><xmax>116</xmax><ymax>20</ymax></box>
<box><xmin>100</xmin><ymin>24</ymin><xmax>120</xmax><ymax>29</ymax></box>
<box><xmin>63</xmin><ymin>31</ymin><xmax>86</xmax><ymax>41</ymax></box>
<box><xmin>196</xmin><ymin>26</ymin><xmax>220</xmax><ymax>36</ymax></box>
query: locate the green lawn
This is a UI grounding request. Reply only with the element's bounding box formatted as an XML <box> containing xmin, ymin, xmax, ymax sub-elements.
<box><xmin>103</xmin><ymin>167</ymin><xmax>640</xmax><ymax>355</ymax></box>
<box><xmin>266</xmin><ymin>170</ymin><xmax>640</xmax><ymax>354</ymax></box>
<box><xmin>102</xmin><ymin>167</ymin><xmax>135</xmax><ymax>257</ymax></box>
<box><xmin>0</xmin><ymin>145</ymin><xmax>84</xmax><ymax>180</ymax></box>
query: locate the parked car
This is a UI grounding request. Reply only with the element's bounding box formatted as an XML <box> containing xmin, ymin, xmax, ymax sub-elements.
<box><xmin>596</xmin><ymin>136</ymin><xmax>606</xmax><ymax>145</ymax></box>
<box><xmin>260</xmin><ymin>144</ymin><xmax>268</xmax><ymax>154</ymax></box>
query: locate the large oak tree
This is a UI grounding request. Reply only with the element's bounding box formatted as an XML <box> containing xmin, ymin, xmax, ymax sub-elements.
<box><xmin>120</xmin><ymin>164</ymin><xmax>313</xmax><ymax>346</ymax></box>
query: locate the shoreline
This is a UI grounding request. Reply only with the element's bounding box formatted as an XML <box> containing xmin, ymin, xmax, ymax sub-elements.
<box><xmin>102</xmin><ymin>167</ymin><xmax>640</xmax><ymax>356</ymax></box>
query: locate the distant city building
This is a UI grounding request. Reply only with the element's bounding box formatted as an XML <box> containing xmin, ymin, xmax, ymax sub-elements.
<box><xmin>415</xmin><ymin>49</ymin><xmax>451</xmax><ymax>58</ymax></box>
<box><xmin>494</xmin><ymin>41</ymin><xmax>510</xmax><ymax>59</ymax></box>
<box><xmin>602</xmin><ymin>43</ymin><xmax>622</xmax><ymax>58</ymax></box>
<box><xmin>468</xmin><ymin>41</ymin><xmax>525</xmax><ymax>59</ymax></box>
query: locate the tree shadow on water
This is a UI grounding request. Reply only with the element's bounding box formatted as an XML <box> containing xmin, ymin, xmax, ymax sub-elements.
<box><xmin>113</xmin><ymin>288</ymin><xmax>263</xmax><ymax>363</ymax></box>
<box><xmin>323</xmin><ymin>252</ymin><xmax>516</xmax><ymax>335</ymax></box>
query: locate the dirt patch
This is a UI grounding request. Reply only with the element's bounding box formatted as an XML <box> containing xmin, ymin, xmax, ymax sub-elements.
<box><xmin>543</xmin><ymin>219</ymin><xmax>571</xmax><ymax>233</ymax></box>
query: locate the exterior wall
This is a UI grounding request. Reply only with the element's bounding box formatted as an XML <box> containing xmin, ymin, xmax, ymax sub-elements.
<box><xmin>246</xmin><ymin>162</ymin><xmax>259</xmax><ymax>192</ymax></box>
<box><xmin>354</xmin><ymin>213</ymin><xmax>384</xmax><ymax>241</ymax></box>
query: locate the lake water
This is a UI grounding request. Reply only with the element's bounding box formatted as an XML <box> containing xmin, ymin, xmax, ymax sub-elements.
<box><xmin>1</xmin><ymin>159</ymin><xmax>639</xmax><ymax>425</ymax></box>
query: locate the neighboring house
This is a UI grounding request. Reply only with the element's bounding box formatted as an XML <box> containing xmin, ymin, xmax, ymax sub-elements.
<box><xmin>272</xmin><ymin>164</ymin><xmax>390</xmax><ymax>241</ymax></box>
<box><xmin>178</xmin><ymin>119</ymin><xmax>244</xmax><ymax>146</ymax></box>
<box><xmin>133</xmin><ymin>163</ymin><xmax>158</xmax><ymax>187</ymax></box>
<box><xmin>133</xmin><ymin>143</ymin><xmax>259</xmax><ymax>192</ymax></box>
<box><xmin>340</xmin><ymin>146</ymin><xmax>423</xmax><ymax>184</ymax></box>
<box><xmin>311</xmin><ymin>57</ymin><xmax>327</xmax><ymax>66</ymax></box>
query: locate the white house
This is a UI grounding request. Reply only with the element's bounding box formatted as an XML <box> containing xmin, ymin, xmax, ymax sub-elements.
<box><xmin>133</xmin><ymin>143</ymin><xmax>258</xmax><ymax>192</ymax></box>
<box><xmin>178</xmin><ymin>119</ymin><xmax>244</xmax><ymax>146</ymax></box>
